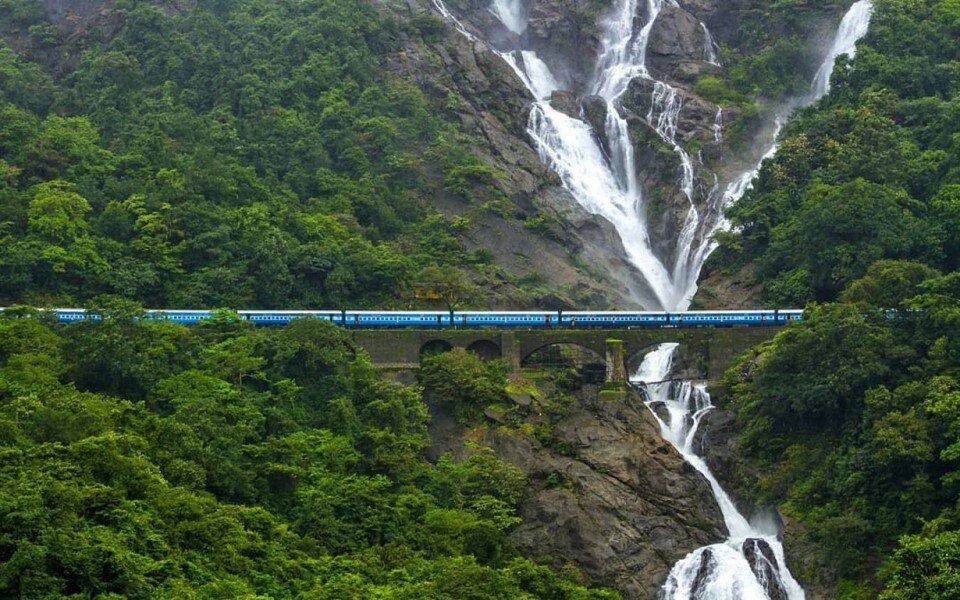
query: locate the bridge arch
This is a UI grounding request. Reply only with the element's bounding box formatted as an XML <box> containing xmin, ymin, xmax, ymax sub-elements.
<box><xmin>466</xmin><ymin>339</ymin><xmax>501</xmax><ymax>360</ymax></box>
<box><xmin>420</xmin><ymin>339</ymin><xmax>453</xmax><ymax>359</ymax></box>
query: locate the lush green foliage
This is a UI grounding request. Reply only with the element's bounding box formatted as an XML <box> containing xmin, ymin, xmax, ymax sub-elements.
<box><xmin>724</xmin><ymin>266</ymin><xmax>960</xmax><ymax>596</ymax></box>
<box><xmin>0</xmin><ymin>307</ymin><xmax>615</xmax><ymax>598</ymax></box>
<box><xmin>718</xmin><ymin>0</ymin><xmax>853</xmax><ymax>100</ymax></box>
<box><xmin>419</xmin><ymin>348</ymin><xmax>508</xmax><ymax>419</ymax></box>
<box><xmin>0</xmin><ymin>0</ymin><xmax>499</xmax><ymax>308</ymax></box>
<box><xmin>713</xmin><ymin>0</ymin><xmax>959</xmax><ymax>304</ymax></box>
<box><xmin>715</xmin><ymin>3</ymin><xmax>960</xmax><ymax>594</ymax></box>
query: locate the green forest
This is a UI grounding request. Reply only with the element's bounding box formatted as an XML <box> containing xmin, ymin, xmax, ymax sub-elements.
<box><xmin>711</xmin><ymin>0</ymin><xmax>960</xmax><ymax>597</ymax></box>
<box><xmin>2</xmin><ymin>0</ymin><xmax>960</xmax><ymax>597</ymax></box>
<box><xmin>0</xmin><ymin>0</ymin><xmax>617</xmax><ymax>597</ymax></box>
<box><xmin>0</xmin><ymin>0</ymin><xmax>496</xmax><ymax>309</ymax></box>
<box><xmin>0</xmin><ymin>305</ymin><xmax>614</xmax><ymax>598</ymax></box>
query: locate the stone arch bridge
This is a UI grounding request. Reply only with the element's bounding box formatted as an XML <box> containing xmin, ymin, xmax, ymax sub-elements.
<box><xmin>352</xmin><ymin>326</ymin><xmax>785</xmax><ymax>385</ymax></box>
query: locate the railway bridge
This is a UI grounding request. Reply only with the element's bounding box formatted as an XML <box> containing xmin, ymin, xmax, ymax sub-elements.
<box><xmin>351</xmin><ymin>326</ymin><xmax>786</xmax><ymax>386</ymax></box>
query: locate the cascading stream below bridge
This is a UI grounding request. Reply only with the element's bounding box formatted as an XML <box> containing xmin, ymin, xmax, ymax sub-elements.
<box><xmin>633</xmin><ymin>344</ymin><xmax>804</xmax><ymax>599</ymax></box>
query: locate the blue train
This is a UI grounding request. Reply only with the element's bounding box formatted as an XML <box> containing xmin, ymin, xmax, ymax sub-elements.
<box><xmin>21</xmin><ymin>308</ymin><xmax>805</xmax><ymax>328</ymax></box>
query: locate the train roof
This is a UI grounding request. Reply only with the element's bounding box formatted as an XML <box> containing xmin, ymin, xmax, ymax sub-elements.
<box><xmin>455</xmin><ymin>310</ymin><xmax>557</xmax><ymax>315</ymax></box>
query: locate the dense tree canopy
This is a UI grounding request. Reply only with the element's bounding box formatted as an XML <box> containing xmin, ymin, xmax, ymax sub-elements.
<box><xmin>712</xmin><ymin>0</ymin><xmax>960</xmax><ymax>305</ymax></box>
<box><xmin>0</xmin><ymin>0</ymin><xmax>502</xmax><ymax>309</ymax></box>
<box><xmin>0</xmin><ymin>308</ymin><xmax>616</xmax><ymax>598</ymax></box>
<box><xmin>725</xmin><ymin>270</ymin><xmax>960</xmax><ymax>597</ymax></box>
<box><xmin>712</xmin><ymin>1</ymin><xmax>960</xmax><ymax>596</ymax></box>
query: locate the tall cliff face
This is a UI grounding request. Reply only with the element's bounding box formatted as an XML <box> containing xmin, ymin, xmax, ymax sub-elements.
<box><xmin>428</xmin><ymin>382</ymin><xmax>728</xmax><ymax>598</ymax></box>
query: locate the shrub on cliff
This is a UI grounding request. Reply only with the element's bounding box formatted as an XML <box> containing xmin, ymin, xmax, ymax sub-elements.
<box><xmin>418</xmin><ymin>348</ymin><xmax>507</xmax><ymax>418</ymax></box>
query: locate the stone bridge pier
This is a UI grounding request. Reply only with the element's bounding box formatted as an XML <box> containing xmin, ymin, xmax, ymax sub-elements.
<box><xmin>351</xmin><ymin>326</ymin><xmax>785</xmax><ymax>387</ymax></box>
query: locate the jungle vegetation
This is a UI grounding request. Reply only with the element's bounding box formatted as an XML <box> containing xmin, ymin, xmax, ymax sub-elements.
<box><xmin>0</xmin><ymin>0</ymin><xmax>617</xmax><ymax>597</ymax></box>
<box><xmin>715</xmin><ymin>0</ymin><xmax>960</xmax><ymax>597</ymax></box>
<box><xmin>0</xmin><ymin>305</ymin><xmax>615</xmax><ymax>598</ymax></box>
<box><xmin>0</xmin><ymin>0</ymin><xmax>497</xmax><ymax>309</ymax></box>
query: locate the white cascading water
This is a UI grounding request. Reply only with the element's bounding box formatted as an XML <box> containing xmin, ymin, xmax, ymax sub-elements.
<box><xmin>490</xmin><ymin>0</ymin><xmax>528</xmax><ymax>35</ymax></box>
<box><xmin>810</xmin><ymin>0</ymin><xmax>875</xmax><ymax>98</ymax></box>
<box><xmin>706</xmin><ymin>0</ymin><xmax>875</xmax><ymax>256</ymax></box>
<box><xmin>432</xmin><ymin>0</ymin><xmax>874</xmax><ymax>311</ymax></box>
<box><xmin>634</xmin><ymin>344</ymin><xmax>804</xmax><ymax>599</ymax></box>
<box><xmin>433</xmin><ymin>1</ymin><xmax>874</xmax><ymax>595</ymax></box>
<box><xmin>701</xmin><ymin>22</ymin><xmax>721</xmax><ymax>66</ymax></box>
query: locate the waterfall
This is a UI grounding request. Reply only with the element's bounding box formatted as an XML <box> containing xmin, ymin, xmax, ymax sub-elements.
<box><xmin>713</xmin><ymin>108</ymin><xmax>723</xmax><ymax>144</ymax></box>
<box><xmin>810</xmin><ymin>0</ymin><xmax>875</xmax><ymax>98</ymax></box>
<box><xmin>500</xmin><ymin>50</ymin><xmax>560</xmax><ymax>100</ymax></box>
<box><xmin>634</xmin><ymin>344</ymin><xmax>806</xmax><ymax>599</ymax></box>
<box><xmin>431</xmin><ymin>1</ymin><xmax>876</xmax><ymax>595</ymax></box>
<box><xmin>704</xmin><ymin>0</ymin><xmax>874</xmax><ymax>246</ymax></box>
<box><xmin>432</xmin><ymin>0</ymin><xmax>874</xmax><ymax>311</ymax></box>
<box><xmin>701</xmin><ymin>22</ymin><xmax>721</xmax><ymax>66</ymax></box>
<box><xmin>425</xmin><ymin>1</ymin><xmax>879</xmax><ymax>596</ymax></box>
<box><xmin>490</xmin><ymin>0</ymin><xmax>528</xmax><ymax>35</ymax></box>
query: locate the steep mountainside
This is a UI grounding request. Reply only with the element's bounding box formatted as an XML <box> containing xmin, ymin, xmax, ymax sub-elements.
<box><xmin>701</xmin><ymin>0</ymin><xmax>960</xmax><ymax>307</ymax></box>
<box><xmin>416</xmin><ymin>0</ymin><xmax>856</xmax><ymax>308</ymax></box>
<box><xmin>0</xmin><ymin>0</ymin><xmax>641</xmax><ymax>310</ymax></box>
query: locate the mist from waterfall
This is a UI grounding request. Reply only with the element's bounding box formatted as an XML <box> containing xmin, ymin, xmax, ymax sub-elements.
<box><xmin>810</xmin><ymin>0</ymin><xmax>875</xmax><ymax>98</ymax></box>
<box><xmin>705</xmin><ymin>0</ymin><xmax>875</xmax><ymax>259</ymax></box>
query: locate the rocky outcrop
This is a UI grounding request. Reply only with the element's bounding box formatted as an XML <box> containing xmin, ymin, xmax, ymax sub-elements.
<box><xmin>646</xmin><ymin>4</ymin><xmax>715</xmax><ymax>84</ymax></box>
<box><xmin>525</xmin><ymin>0</ymin><xmax>605</xmax><ymax>89</ymax></box>
<box><xmin>429</xmin><ymin>384</ymin><xmax>727</xmax><ymax>598</ymax></box>
<box><xmin>692</xmin><ymin>407</ymin><xmax>739</xmax><ymax>489</ymax></box>
<box><xmin>744</xmin><ymin>538</ymin><xmax>789</xmax><ymax>600</ymax></box>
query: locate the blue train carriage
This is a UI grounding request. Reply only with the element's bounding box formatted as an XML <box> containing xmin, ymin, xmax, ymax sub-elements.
<box><xmin>346</xmin><ymin>311</ymin><xmax>451</xmax><ymax>328</ymax></box>
<box><xmin>560</xmin><ymin>311</ymin><xmax>669</xmax><ymax>327</ymax></box>
<box><xmin>663</xmin><ymin>310</ymin><xmax>772</xmax><ymax>326</ymax></box>
<box><xmin>142</xmin><ymin>309</ymin><xmax>211</xmax><ymax>324</ymax></box>
<box><xmin>238</xmin><ymin>310</ymin><xmax>342</xmax><ymax>326</ymax></box>
<box><xmin>778</xmin><ymin>309</ymin><xmax>804</xmax><ymax>323</ymax></box>
<box><xmin>455</xmin><ymin>311</ymin><xmax>559</xmax><ymax>328</ymax></box>
<box><xmin>51</xmin><ymin>308</ymin><xmax>92</xmax><ymax>323</ymax></box>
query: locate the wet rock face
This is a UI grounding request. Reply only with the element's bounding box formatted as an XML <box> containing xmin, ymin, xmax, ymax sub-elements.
<box><xmin>691</xmin><ymin>548</ymin><xmax>716</xmax><ymax>595</ymax></box>
<box><xmin>648</xmin><ymin>4</ymin><xmax>704</xmax><ymax>57</ymax></box>
<box><xmin>580</xmin><ymin>95</ymin><xmax>608</xmax><ymax>132</ymax></box>
<box><xmin>374</xmin><ymin>0</ymin><xmax>662</xmax><ymax>307</ymax></box>
<box><xmin>426</xmin><ymin>0</ymin><xmax>752</xmax><ymax>307</ymax></box>
<box><xmin>692</xmin><ymin>407</ymin><xmax>739</xmax><ymax>490</ymax></box>
<box><xmin>743</xmin><ymin>539</ymin><xmax>789</xmax><ymax>600</ymax></box>
<box><xmin>525</xmin><ymin>0</ymin><xmax>605</xmax><ymax>89</ymax></box>
<box><xmin>479</xmin><ymin>388</ymin><xmax>726</xmax><ymax>598</ymax></box>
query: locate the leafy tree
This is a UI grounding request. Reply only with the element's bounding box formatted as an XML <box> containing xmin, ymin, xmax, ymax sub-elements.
<box><xmin>419</xmin><ymin>348</ymin><xmax>507</xmax><ymax>418</ymax></box>
<box><xmin>880</xmin><ymin>531</ymin><xmax>960</xmax><ymax>599</ymax></box>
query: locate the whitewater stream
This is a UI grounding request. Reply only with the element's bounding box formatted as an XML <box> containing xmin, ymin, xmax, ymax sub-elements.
<box><xmin>633</xmin><ymin>344</ymin><xmax>805</xmax><ymax>598</ymax></box>
<box><xmin>432</xmin><ymin>0</ymin><xmax>874</xmax><ymax>596</ymax></box>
